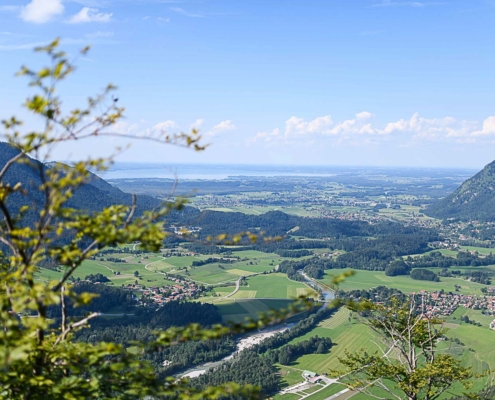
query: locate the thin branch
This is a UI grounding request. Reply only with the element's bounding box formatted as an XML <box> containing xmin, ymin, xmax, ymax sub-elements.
<box><xmin>52</xmin><ymin>239</ymin><xmax>99</xmax><ymax>292</ymax></box>
<box><xmin>0</xmin><ymin>151</ymin><xmax>25</xmax><ymax>181</ymax></box>
<box><xmin>124</xmin><ymin>194</ymin><xmax>137</xmax><ymax>228</ymax></box>
<box><xmin>54</xmin><ymin>312</ymin><xmax>100</xmax><ymax>347</ymax></box>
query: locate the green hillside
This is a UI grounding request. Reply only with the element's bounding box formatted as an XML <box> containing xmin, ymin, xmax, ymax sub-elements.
<box><xmin>425</xmin><ymin>160</ymin><xmax>495</xmax><ymax>221</ymax></box>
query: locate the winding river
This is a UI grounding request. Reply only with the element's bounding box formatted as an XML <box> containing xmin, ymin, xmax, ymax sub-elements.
<box><xmin>178</xmin><ymin>275</ymin><xmax>334</xmax><ymax>379</ymax></box>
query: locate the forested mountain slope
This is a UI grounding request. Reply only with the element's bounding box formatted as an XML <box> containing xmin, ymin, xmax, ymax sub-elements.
<box><xmin>425</xmin><ymin>159</ymin><xmax>495</xmax><ymax>221</ymax></box>
<box><xmin>0</xmin><ymin>142</ymin><xmax>161</xmax><ymax>215</ymax></box>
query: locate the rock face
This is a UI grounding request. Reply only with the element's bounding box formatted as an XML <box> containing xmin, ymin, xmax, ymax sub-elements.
<box><xmin>425</xmin><ymin>160</ymin><xmax>495</xmax><ymax>221</ymax></box>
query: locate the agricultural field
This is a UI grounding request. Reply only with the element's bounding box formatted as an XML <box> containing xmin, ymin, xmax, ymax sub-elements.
<box><xmin>304</xmin><ymin>384</ymin><xmax>346</xmax><ymax>400</ymax></box>
<box><xmin>280</xmin><ymin>306</ymin><xmax>495</xmax><ymax>398</ymax></box>
<box><xmin>35</xmin><ymin>247</ymin><xmax>287</xmax><ymax>287</ymax></box>
<box><xmin>214</xmin><ymin>299</ymin><xmax>294</xmax><ymax>323</ymax></box>
<box><xmin>404</xmin><ymin>248</ymin><xmax>459</xmax><ymax>258</ymax></box>
<box><xmin>35</xmin><ymin>251</ymin><xmax>190</xmax><ymax>288</ymax></box>
<box><xmin>459</xmin><ymin>246</ymin><xmax>495</xmax><ymax>256</ymax></box>
<box><xmin>321</xmin><ymin>269</ymin><xmax>488</xmax><ymax>295</ymax></box>
<box><xmin>236</xmin><ymin>273</ymin><xmax>316</xmax><ymax>299</ymax></box>
<box><xmin>288</xmin><ymin>312</ymin><xmax>382</xmax><ymax>374</ymax></box>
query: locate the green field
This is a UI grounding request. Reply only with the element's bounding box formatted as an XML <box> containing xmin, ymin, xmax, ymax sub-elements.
<box><xmin>35</xmin><ymin>251</ymin><xmax>188</xmax><ymax>288</ymax></box>
<box><xmin>283</xmin><ymin>306</ymin><xmax>495</xmax><ymax>398</ymax></box>
<box><xmin>304</xmin><ymin>384</ymin><xmax>346</xmax><ymax>400</ymax></box>
<box><xmin>322</xmin><ymin>269</ymin><xmax>488</xmax><ymax>295</ymax></box>
<box><xmin>236</xmin><ymin>273</ymin><xmax>316</xmax><ymax>299</ymax></box>
<box><xmin>214</xmin><ymin>299</ymin><xmax>294</xmax><ymax>323</ymax></box>
<box><xmin>276</xmin><ymin>366</ymin><xmax>305</xmax><ymax>387</ymax></box>
<box><xmin>290</xmin><ymin>321</ymin><xmax>381</xmax><ymax>374</ymax></box>
<box><xmin>176</xmin><ymin>263</ymin><xmax>239</xmax><ymax>284</ymax></box>
<box><xmin>459</xmin><ymin>246</ymin><xmax>495</xmax><ymax>256</ymax></box>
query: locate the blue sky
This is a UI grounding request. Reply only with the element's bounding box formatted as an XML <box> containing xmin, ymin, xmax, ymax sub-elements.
<box><xmin>1</xmin><ymin>0</ymin><xmax>495</xmax><ymax>168</ymax></box>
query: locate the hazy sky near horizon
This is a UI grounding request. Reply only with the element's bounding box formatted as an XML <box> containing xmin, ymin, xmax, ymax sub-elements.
<box><xmin>1</xmin><ymin>0</ymin><xmax>495</xmax><ymax>168</ymax></box>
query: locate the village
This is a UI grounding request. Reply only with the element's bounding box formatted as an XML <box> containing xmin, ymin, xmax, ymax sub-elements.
<box><xmin>418</xmin><ymin>290</ymin><xmax>495</xmax><ymax>329</ymax></box>
<box><xmin>122</xmin><ymin>277</ymin><xmax>205</xmax><ymax>306</ymax></box>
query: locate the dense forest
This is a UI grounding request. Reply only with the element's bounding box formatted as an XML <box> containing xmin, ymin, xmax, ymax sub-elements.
<box><xmin>278</xmin><ymin>227</ymin><xmax>437</xmax><ymax>279</ymax></box>
<box><xmin>336</xmin><ymin>286</ymin><xmax>407</xmax><ymax>306</ymax></box>
<box><xmin>410</xmin><ymin>268</ymin><xmax>440</xmax><ymax>282</ymax></box>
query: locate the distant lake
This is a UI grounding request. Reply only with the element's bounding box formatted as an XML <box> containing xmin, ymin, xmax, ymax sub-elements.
<box><xmin>98</xmin><ymin>162</ymin><xmax>476</xmax><ymax>180</ymax></box>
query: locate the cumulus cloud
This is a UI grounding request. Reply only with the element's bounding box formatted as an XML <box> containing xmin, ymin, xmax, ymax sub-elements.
<box><xmin>285</xmin><ymin>115</ymin><xmax>333</xmax><ymax>136</ymax></box>
<box><xmin>252</xmin><ymin>128</ymin><xmax>281</xmax><ymax>142</ymax></box>
<box><xmin>250</xmin><ymin>111</ymin><xmax>494</xmax><ymax>147</ymax></box>
<box><xmin>213</xmin><ymin>120</ymin><xmax>235</xmax><ymax>131</ymax></box>
<box><xmin>203</xmin><ymin>120</ymin><xmax>236</xmax><ymax>138</ymax></box>
<box><xmin>190</xmin><ymin>119</ymin><xmax>204</xmax><ymax>130</ymax></box>
<box><xmin>327</xmin><ymin>112</ymin><xmax>375</xmax><ymax>135</ymax></box>
<box><xmin>152</xmin><ymin>120</ymin><xmax>179</xmax><ymax>132</ymax></box>
<box><xmin>68</xmin><ymin>7</ymin><xmax>112</xmax><ymax>24</ymax></box>
<box><xmin>471</xmin><ymin>116</ymin><xmax>495</xmax><ymax>136</ymax></box>
<box><xmin>380</xmin><ymin>112</ymin><xmax>478</xmax><ymax>141</ymax></box>
<box><xmin>20</xmin><ymin>0</ymin><xmax>64</xmax><ymax>23</ymax></box>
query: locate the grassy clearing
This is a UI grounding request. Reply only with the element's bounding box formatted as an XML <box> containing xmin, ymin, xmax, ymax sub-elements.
<box><xmin>226</xmin><ymin>268</ymin><xmax>254</xmax><ymax>276</ymax></box>
<box><xmin>237</xmin><ymin>273</ymin><xmax>315</xmax><ymax>299</ymax></box>
<box><xmin>291</xmin><ymin>322</ymin><xmax>381</xmax><ymax>373</ymax></box>
<box><xmin>276</xmin><ymin>366</ymin><xmax>305</xmax><ymax>387</ymax></box>
<box><xmin>288</xmin><ymin>306</ymin><xmax>494</xmax><ymax>398</ymax></box>
<box><xmin>459</xmin><ymin>246</ymin><xmax>495</xmax><ymax>255</ymax></box>
<box><xmin>404</xmin><ymin>248</ymin><xmax>459</xmax><ymax>258</ymax></box>
<box><xmin>177</xmin><ymin>264</ymin><xmax>238</xmax><ymax>284</ymax></box>
<box><xmin>163</xmin><ymin>256</ymin><xmax>205</xmax><ymax>268</ymax></box>
<box><xmin>318</xmin><ymin>308</ymin><xmax>351</xmax><ymax>329</ymax></box>
<box><xmin>230</xmin><ymin>290</ymin><xmax>257</xmax><ymax>299</ymax></box>
<box><xmin>304</xmin><ymin>384</ymin><xmax>346</xmax><ymax>400</ymax></box>
<box><xmin>214</xmin><ymin>299</ymin><xmax>293</xmax><ymax>322</ymax></box>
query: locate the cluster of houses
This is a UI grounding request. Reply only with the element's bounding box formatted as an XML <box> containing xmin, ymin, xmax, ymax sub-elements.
<box><xmin>123</xmin><ymin>278</ymin><xmax>204</xmax><ymax>306</ymax></box>
<box><xmin>302</xmin><ymin>370</ymin><xmax>323</xmax><ymax>384</ymax></box>
<box><xmin>416</xmin><ymin>291</ymin><xmax>495</xmax><ymax>329</ymax></box>
<box><xmin>169</xmin><ymin>225</ymin><xmax>201</xmax><ymax>236</ymax></box>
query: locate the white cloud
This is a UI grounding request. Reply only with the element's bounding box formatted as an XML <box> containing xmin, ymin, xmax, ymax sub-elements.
<box><xmin>68</xmin><ymin>7</ymin><xmax>112</xmax><ymax>24</ymax></box>
<box><xmin>285</xmin><ymin>115</ymin><xmax>333</xmax><ymax>136</ymax></box>
<box><xmin>248</xmin><ymin>128</ymin><xmax>282</xmax><ymax>145</ymax></box>
<box><xmin>324</xmin><ymin>111</ymin><xmax>375</xmax><ymax>135</ymax></box>
<box><xmin>213</xmin><ymin>120</ymin><xmax>235</xmax><ymax>131</ymax></box>
<box><xmin>20</xmin><ymin>0</ymin><xmax>64</xmax><ymax>23</ymax></box>
<box><xmin>471</xmin><ymin>116</ymin><xmax>495</xmax><ymax>136</ymax></box>
<box><xmin>203</xmin><ymin>120</ymin><xmax>236</xmax><ymax>138</ymax></box>
<box><xmin>152</xmin><ymin>120</ymin><xmax>179</xmax><ymax>132</ymax></box>
<box><xmin>380</xmin><ymin>112</ymin><xmax>475</xmax><ymax>140</ymax></box>
<box><xmin>250</xmin><ymin>111</ymin><xmax>495</xmax><ymax>147</ymax></box>
<box><xmin>190</xmin><ymin>119</ymin><xmax>204</xmax><ymax>130</ymax></box>
<box><xmin>111</xmin><ymin>121</ymin><xmax>139</xmax><ymax>135</ymax></box>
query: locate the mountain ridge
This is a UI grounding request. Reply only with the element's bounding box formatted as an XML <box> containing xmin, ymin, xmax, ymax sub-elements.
<box><xmin>425</xmin><ymin>159</ymin><xmax>495</xmax><ymax>221</ymax></box>
<box><xmin>0</xmin><ymin>142</ymin><xmax>162</xmax><ymax>215</ymax></box>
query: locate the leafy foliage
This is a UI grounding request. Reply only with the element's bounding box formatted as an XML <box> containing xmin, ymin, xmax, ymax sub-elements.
<box><xmin>336</xmin><ymin>298</ymin><xmax>476</xmax><ymax>400</ymax></box>
<box><xmin>0</xmin><ymin>40</ymin><xmax>316</xmax><ymax>399</ymax></box>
